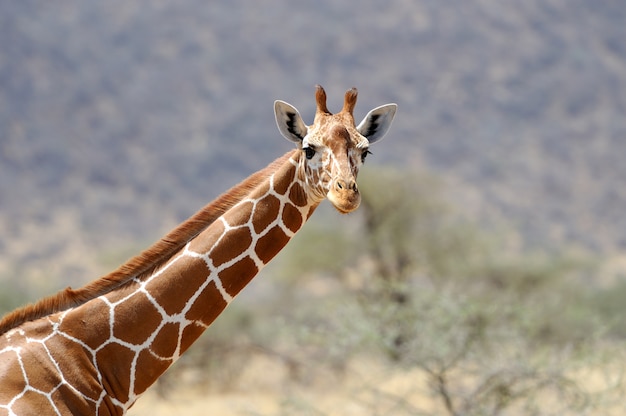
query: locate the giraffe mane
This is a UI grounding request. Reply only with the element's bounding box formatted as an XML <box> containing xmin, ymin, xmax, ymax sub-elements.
<box><xmin>0</xmin><ymin>150</ymin><xmax>298</xmax><ymax>335</ymax></box>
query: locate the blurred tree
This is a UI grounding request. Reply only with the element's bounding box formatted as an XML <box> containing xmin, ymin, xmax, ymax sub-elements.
<box><xmin>347</xmin><ymin>169</ymin><xmax>615</xmax><ymax>414</ymax></box>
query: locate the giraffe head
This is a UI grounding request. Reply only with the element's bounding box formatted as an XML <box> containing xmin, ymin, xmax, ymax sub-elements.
<box><xmin>274</xmin><ymin>85</ymin><xmax>397</xmax><ymax>213</ymax></box>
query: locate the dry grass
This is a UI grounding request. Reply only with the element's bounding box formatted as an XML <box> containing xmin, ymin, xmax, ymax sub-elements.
<box><xmin>129</xmin><ymin>353</ymin><xmax>625</xmax><ymax>416</ymax></box>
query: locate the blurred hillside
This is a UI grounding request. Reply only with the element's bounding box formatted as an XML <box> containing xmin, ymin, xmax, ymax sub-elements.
<box><xmin>1</xmin><ymin>0</ymin><xmax>626</xmax><ymax>294</ymax></box>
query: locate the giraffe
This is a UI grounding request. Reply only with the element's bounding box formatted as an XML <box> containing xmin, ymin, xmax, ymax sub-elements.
<box><xmin>0</xmin><ymin>86</ymin><xmax>396</xmax><ymax>415</ymax></box>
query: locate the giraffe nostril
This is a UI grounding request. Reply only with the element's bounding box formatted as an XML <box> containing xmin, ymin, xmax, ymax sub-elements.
<box><xmin>336</xmin><ymin>179</ymin><xmax>357</xmax><ymax>192</ymax></box>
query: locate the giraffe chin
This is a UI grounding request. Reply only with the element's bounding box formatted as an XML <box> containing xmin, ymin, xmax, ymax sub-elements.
<box><xmin>327</xmin><ymin>192</ymin><xmax>361</xmax><ymax>214</ymax></box>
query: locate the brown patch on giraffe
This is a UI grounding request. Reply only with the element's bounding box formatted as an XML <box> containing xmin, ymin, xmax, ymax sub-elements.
<box><xmin>252</xmin><ymin>194</ymin><xmax>280</xmax><ymax>234</ymax></box>
<box><xmin>185</xmin><ymin>280</ymin><xmax>228</xmax><ymax>326</ymax></box>
<box><xmin>219</xmin><ymin>256</ymin><xmax>259</xmax><ymax>297</ymax></box>
<box><xmin>22</xmin><ymin>341</ymin><xmax>62</xmax><ymax>393</ymax></box>
<box><xmin>0</xmin><ymin>349</ymin><xmax>25</xmax><ymax>404</ymax></box>
<box><xmin>289</xmin><ymin>182</ymin><xmax>308</xmax><ymax>207</ymax></box>
<box><xmin>331</xmin><ymin>124</ymin><xmax>351</xmax><ymax>143</ymax></box>
<box><xmin>307</xmin><ymin>205</ymin><xmax>318</xmax><ymax>219</ymax></box>
<box><xmin>273</xmin><ymin>163</ymin><xmax>297</xmax><ymax>195</ymax></box>
<box><xmin>96</xmin><ymin>342</ymin><xmax>135</xmax><ymax>403</ymax></box>
<box><xmin>51</xmin><ymin>384</ymin><xmax>98</xmax><ymax>415</ymax></box>
<box><xmin>179</xmin><ymin>321</ymin><xmax>206</xmax><ymax>355</ymax></box>
<box><xmin>222</xmin><ymin>200</ymin><xmax>254</xmax><ymax>227</ymax></box>
<box><xmin>282</xmin><ymin>203</ymin><xmax>303</xmax><ymax>233</ymax></box>
<box><xmin>12</xmin><ymin>391</ymin><xmax>58</xmax><ymax>415</ymax></box>
<box><xmin>98</xmin><ymin>399</ymin><xmax>124</xmax><ymax>416</ymax></box>
<box><xmin>255</xmin><ymin>226</ymin><xmax>290</xmax><ymax>265</ymax></box>
<box><xmin>187</xmin><ymin>219</ymin><xmax>226</xmax><ymax>254</ymax></box>
<box><xmin>104</xmin><ymin>280</ymin><xmax>140</xmax><ymax>305</ymax></box>
<box><xmin>150</xmin><ymin>322</ymin><xmax>180</xmax><ymax>359</ymax></box>
<box><xmin>209</xmin><ymin>226</ymin><xmax>253</xmax><ymax>267</ymax></box>
<box><xmin>133</xmin><ymin>349</ymin><xmax>171</xmax><ymax>395</ymax></box>
<box><xmin>145</xmin><ymin>257</ymin><xmax>208</xmax><ymax>316</ymax></box>
<box><xmin>58</xmin><ymin>299</ymin><xmax>111</xmax><ymax>350</ymax></box>
<box><xmin>113</xmin><ymin>293</ymin><xmax>162</xmax><ymax>345</ymax></box>
<box><xmin>15</xmin><ymin>317</ymin><xmax>56</xmax><ymax>341</ymax></box>
<box><xmin>43</xmin><ymin>340</ymin><xmax>102</xmax><ymax>402</ymax></box>
<box><xmin>46</xmin><ymin>338</ymin><xmax>102</xmax><ymax>400</ymax></box>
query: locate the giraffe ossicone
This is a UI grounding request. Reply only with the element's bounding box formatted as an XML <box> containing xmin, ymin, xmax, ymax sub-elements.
<box><xmin>0</xmin><ymin>86</ymin><xmax>396</xmax><ymax>415</ymax></box>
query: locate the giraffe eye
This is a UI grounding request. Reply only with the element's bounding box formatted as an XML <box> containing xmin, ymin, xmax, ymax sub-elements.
<box><xmin>303</xmin><ymin>147</ymin><xmax>316</xmax><ymax>160</ymax></box>
<box><xmin>361</xmin><ymin>150</ymin><xmax>372</xmax><ymax>163</ymax></box>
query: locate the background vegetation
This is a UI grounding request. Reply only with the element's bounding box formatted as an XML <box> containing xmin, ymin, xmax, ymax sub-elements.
<box><xmin>150</xmin><ymin>170</ymin><xmax>625</xmax><ymax>415</ymax></box>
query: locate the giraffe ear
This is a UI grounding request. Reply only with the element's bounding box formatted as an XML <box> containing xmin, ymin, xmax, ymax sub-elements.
<box><xmin>274</xmin><ymin>100</ymin><xmax>308</xmax><ymax>143</ymax></box>
<box><xmin>356</xmin><ymin>103</ymin><xmax>397</xmax><ymax>144</ymax></box>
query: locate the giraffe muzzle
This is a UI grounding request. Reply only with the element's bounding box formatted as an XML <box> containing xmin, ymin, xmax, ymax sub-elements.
<box><xmin>328</xmin><ymin>177</ymin><xmax>361</xmax><ymax>213</ymax></box>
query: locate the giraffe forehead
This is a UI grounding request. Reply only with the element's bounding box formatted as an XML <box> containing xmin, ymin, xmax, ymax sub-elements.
<box><xmin>326</xmin><ymin>126</ymin><xmax>354</xmax><ymax>156</ymax></box>
<box><xmin>306</xmin><ymin>116</ymin><xmax>366</xmax><ymax>149</ymax></box>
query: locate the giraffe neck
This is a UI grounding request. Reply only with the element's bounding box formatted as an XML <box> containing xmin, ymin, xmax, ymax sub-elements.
<box><xmin>0</xmin><ymin>152</ymin><xmax>319</xmax><ymax>415</ymax></box>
